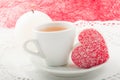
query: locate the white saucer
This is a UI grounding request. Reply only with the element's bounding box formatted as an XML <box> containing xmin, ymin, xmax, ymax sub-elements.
<box><xmin>32</xmin><ymin>56</ymin><xmax>108</xmax><ymax>77</ymax></box>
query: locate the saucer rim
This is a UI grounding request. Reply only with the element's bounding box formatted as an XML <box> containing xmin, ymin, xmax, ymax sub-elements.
<box><xmin>38</xmin><ymin>60</ymin><xmax>108</xmax><ymax>75</ymax></box>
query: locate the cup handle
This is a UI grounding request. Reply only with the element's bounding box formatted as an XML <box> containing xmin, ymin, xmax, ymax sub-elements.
<box><xmin>23</xmin><ymin>39</ymin><xmax>45</xmax><ymax>58</ymax></box>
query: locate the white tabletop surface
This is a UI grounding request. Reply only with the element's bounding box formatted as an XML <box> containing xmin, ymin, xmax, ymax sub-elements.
<box><xmin>0</xmin><ymin>40</ymin><xmax>120</xmax><ymax>80</ymax></box>
<box><xmin>1</xmin><ymin>21</ymin><xmax>120</xmax><ymax>80</ymax></box>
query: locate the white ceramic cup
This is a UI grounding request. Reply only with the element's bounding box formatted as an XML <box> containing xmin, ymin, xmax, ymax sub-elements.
<box><xmin>23</xmin><ymin>21</ymin><xmax>75</xmax><ymax>67</ymax></box>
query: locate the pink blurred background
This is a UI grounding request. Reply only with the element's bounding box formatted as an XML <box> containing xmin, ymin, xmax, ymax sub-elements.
<box><xmin>0</xmin><ymin>0</ymin><xmax>120</xmax><ymax>28</ymax></box>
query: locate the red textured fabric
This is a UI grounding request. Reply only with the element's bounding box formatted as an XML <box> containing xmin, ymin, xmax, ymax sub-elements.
<box><xmin>71</xmin><ymin>29</ymin><xmax>109</xmax><ymax>68</ymax></box>
<box><xmin>0</xmin><ymin>0</ymin><xmax>120</xmax><ymax>28</ymax></box>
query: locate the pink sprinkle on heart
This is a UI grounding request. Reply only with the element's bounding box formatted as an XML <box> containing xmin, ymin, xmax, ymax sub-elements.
<box><xmin>72</xmin><ymin>29</ymin><xmax>109</xmax><ymax>68</ymax></box>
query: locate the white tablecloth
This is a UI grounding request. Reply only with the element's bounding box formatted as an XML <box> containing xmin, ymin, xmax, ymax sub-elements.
<box><xmin>0</xmin><ymin>21</ymin><xmax>120</xmax><ymax>80</ymax></box>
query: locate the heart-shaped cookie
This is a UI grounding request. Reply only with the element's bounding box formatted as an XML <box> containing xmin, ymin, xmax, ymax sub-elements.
<box><xmin>71</xmin><ymin>29</ymin><xmax>109</xmax><ymax>68</ymax></box>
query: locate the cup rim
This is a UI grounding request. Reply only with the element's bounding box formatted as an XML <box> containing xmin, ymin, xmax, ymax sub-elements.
<box><xmin>34</xmin><ymin>21</ymin><xmax>75</xmax><ymax>34</ymax></box>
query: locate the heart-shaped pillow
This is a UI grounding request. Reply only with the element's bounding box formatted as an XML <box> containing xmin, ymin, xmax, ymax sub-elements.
<box><xmin>71</xmin><ymin>29</ymin><xmax>109</xmax><ymax>68</ymax></box>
